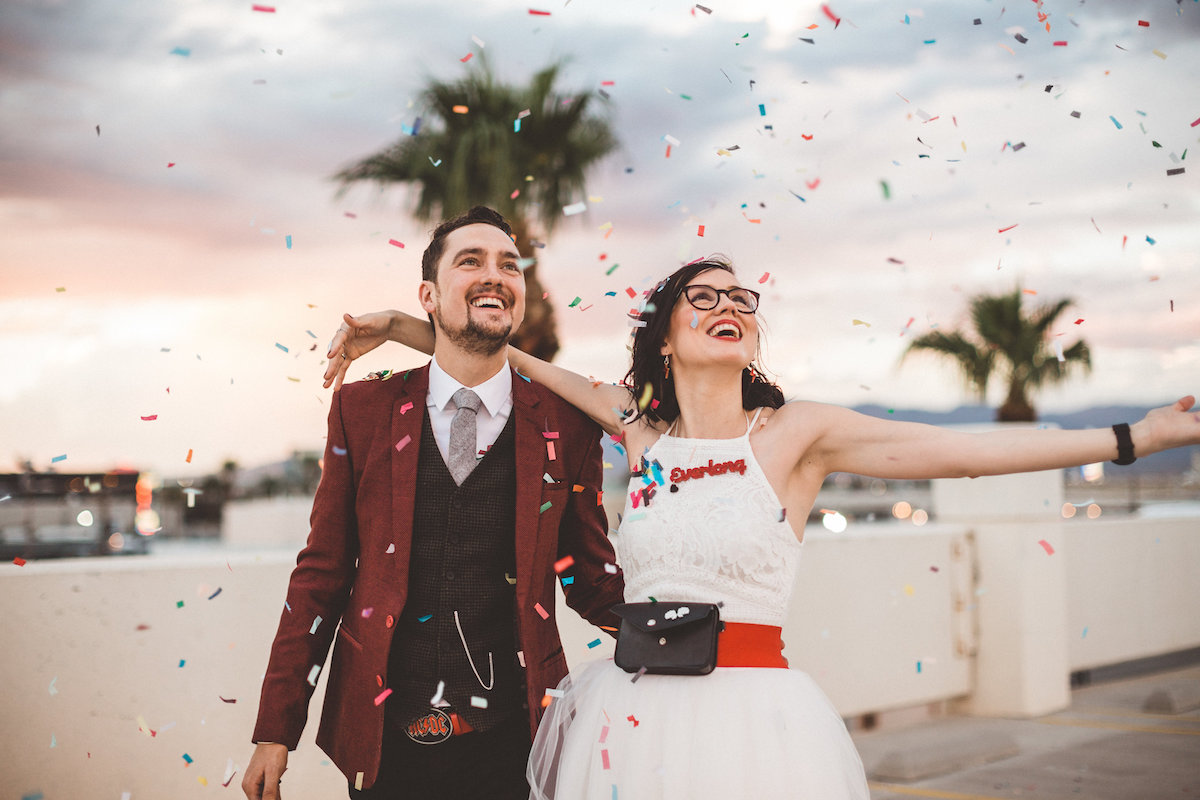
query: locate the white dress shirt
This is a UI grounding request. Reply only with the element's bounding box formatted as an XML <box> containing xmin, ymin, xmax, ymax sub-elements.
<box><xmin>426</xmin><ymin>355</ymin><xmax>515</xmax><ymax>466</ymax></box>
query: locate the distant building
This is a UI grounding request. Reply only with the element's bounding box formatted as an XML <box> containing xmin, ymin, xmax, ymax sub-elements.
<box><xmin>0</xmin><ymin>471</ymin><xmax>152</xmax><ymax>560</ymax></box>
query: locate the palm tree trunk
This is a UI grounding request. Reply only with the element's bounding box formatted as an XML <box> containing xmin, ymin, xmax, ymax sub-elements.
<box><xmin>507</xmin><ymin>217</ymin><xmax>560</xmax><ymax>362</ymax></box>
<box><xmin>997</xmin><ymin>380</ymin><xmax>1036</xmax><ymax>422</ymax></box>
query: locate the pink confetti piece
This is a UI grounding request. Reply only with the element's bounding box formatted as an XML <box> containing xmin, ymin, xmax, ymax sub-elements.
<box><xmin>140</xmin><ymin>414</ymin><xmax>158</xmax><ymax>421</ymax></box>
<box><xmin>251</xmin><ymin>4</ymin><xmax>275</xmax><ymax>11</ymax></box>
<box><xmin>1038</xmin><ymin>539</ymin><xmax>1055</xmax><ymax>555</ymax></box>
<box><xmin>998</xmin><ymin>224</ymin><xmax>1018</xmax><ymax>233</ymax></box>
<box><xmin>395</xmin><ymin>435</ymin><xmax>412</xmax><ymax>452</ymax></box>
<box><xmin>546</xmin><ymin>441</ymin><xmax>557</xmax><ymax>461</ymax></box>
<box><xmin>534</xmin><ymin>602</ymin><xmax>549</xmax><ymax>620</ymax></box>
<box><xmin>529</xmin><ymin>8</ymin><xmax>550</xmax><ymax>14</ymax></box>
<box><xmin>1137</xmin><ymin>19</ymin><xmax>1150</xmax><ymax>27</ymax></box>
<box><xmin>388</xmin><ymin>239</ymin><xmax>405</xmax><ymax>248</ymax></box>
<box><xmin>758</xmin><ymin>272</ymin><xmax>770</xmax><ymax>284</ymax></box>
<box><xmin>601</xmin><ymin>749</ymin><xmax>611</xmax><ymax>770</ymax></box>
<box><xmin>460</xmin><ymin>53</ymin><xmax>473</xmax><ymax>63</ymax></box>
<box><xmin>554</xmin><ymin>555</ymin><xmax>575</xmax><ymax>573</ymax></box>
<box><xmin>374</xmin><ymin>688</ymin><xmax>392</xmax><ymax>706</ymax></box>
<box><xmin>1053</xmin><ymin>41</ymin><xmax>1067</xmax><ymax>46</ymax></box>
<box><xmin>821</xmin><ymin>3</ymin><xmax>841</xmax><ymax>26</ymax></box>
<box><xmin>1190</xmin><ymin>116</ymin><xmax>1200</xmax><ymax>128</ymax></box>
<box><xmin>400</xmin><ymin>401</ymin><xmax>414</xmax><ymax>415</ymax></box>
<box><xmin>599</xmin><ymin>725</ymin><xmax>610</xmax><ymax>743</ymax></box>
<box><xmin>542</xmin><ymin>431</ymin><xmax>560</xmax><ymax>439</ymax></box>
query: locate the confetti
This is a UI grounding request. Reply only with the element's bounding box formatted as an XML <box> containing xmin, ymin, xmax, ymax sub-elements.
<box><xmin>395</xmin><ymin>435</ymin><xmax>412</xmax><ymax>451</ymax></box>
<box><xmin>587</xmin><ymin>638</ymin><xmax>602</xmax><ymax>649</ymax></box>
<box><xmin>251</xmin><ymin>4</ymin><xmax>276</xmax><ymax>11</ymax></box>
<box><xmin>207</xmin><ymin>587</ymin><xmax>222</xmax><ymax>600</ymax></box>
<box><xmin>430</xmin><ymin>680</ymin><xmax>445</xmax><ymax>705</ymax></box>
<box><xmin>183</xmin><ymin>753</ymin><xmax>194</xmax><ymax>764</ymax></box>
<box><xmin>601</xmin><ymin>749</ymin><xmax>611</xmax><ymax>770</ymax></box>
<box><xmin>286</xmin><ymin>235</ymin><xmax>292</xmax><ymax>249</ymax></box>
<box><xmin>563</xmin><ymin>201</ymin><xmax>587</xmax><ymax>216</ymax></box>
<box><xmin>400</xmin><ymin>401</ymin><xmax>414</xmax><ymax>414</ymax></box>
<box><xmin>758</xmin><ymin>103</ymin><xmax>766</xmax><ymax>116</ymax></box>
<box><xmin>186</xmin><ymin>449</ymin><xmax>193</xmax><ymax>463</ymax></box>
<box><xmin>554</xmin><ymin>555</ymin><xmax>575</xmax><ymax>573</ymax></box>
<box><xmin>385</xmin><ymin>543</ymin><xmax>395</xmax><ymax>553</ymax></box>
<box><xmin>374</xmin><ymin>688</ymin><xmax>392</xmax><ymax>706</ymax></box>
<box><xmin>1037</xmin><ymin>539</ymin><xmax>1055</xmax><ymax>555</ymax></box>
<box><xmin>170</xmin><ymin>46</ymin><xmax>191</xmax><ymax>57</ymax></box>
<box><xmin>51</xmin><ymin>454</ymin><xmax>67</xmax><ymax>463</ymax></box>
<box><xmin>539</xmin><ymin>501</ymin><xmax>553</xmax><ymax>514</ymax></box>
<box><xmin>388</xmin><ymin>239</ymin><xmax>405</xmax><ymax>248</ymax></box>
<box><xmin>310</xmin><ymin>615</ymin><xmax>323</xmax><ymax>634</ymax></box>
<box><xmin>534</xmin><ymin>602</ymin><xmax>549</xmax><ymax>619</ymax></box>
<box><xmin>697</xmin><ymin>224</ymin><xmax>705</xmax><ymax>237</ymax></box>
<box><xmin>1109</xmin><ymin>116</ymin><xmax>1123</xmax><ymax>130</ymax></box>
<box><xmin>417</xmin><ymin>614</ymin><xmax>432</xmax><ymax>622</ymax></box>
<box><xmin>529</xmin><ymin>8</ymin><xmax>550</xmax><ymax>14</ymax></box>
<box><xmin>470</xmin><ymin>696</ymin><xmax>488</xmax><ymax>708</ymax></box>
<box><xmin>275</xmin><ymin>342</ymin><xmax>289</xmax><ymax>352</ymax></box>
<box><xmin>998</xmin><ymin>224</ymin><xmax>1018</xmax><ymax>234</ymax></box>
<box><xmin>140</xmin><ymin>415</ymin><xmax>158</xmax><ymax>421</ymax></box>
<box><xmin>307</xmin><ymin>665</ymin><xmax>321</xmax><ymax>686</ymax></box>
<box><xmin>546</xmin><ymin>441</ymin><xmax>557</xmax><ymax>460</ymax></box>
<box><xmin>219</xmin><ymin>696</ymin><xmax>237</xmax><ymax>703</ymax></box>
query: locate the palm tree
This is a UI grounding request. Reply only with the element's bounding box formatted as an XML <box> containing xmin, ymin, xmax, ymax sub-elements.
<box><xmin>334</xmin><ymin>56</ymin><xmax>618</xmax><ymax>361</ymax></box>
<box><xmin>901</xmin><ymin>288</ymin><xmax>1092</xmax><ymax>422</ymax></box>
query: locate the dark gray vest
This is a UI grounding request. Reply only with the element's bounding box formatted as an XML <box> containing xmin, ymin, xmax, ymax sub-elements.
<box><xmin>385</xmin><ymin>411</ymin><xmax>523</xmax><ymax>732</ymax></box>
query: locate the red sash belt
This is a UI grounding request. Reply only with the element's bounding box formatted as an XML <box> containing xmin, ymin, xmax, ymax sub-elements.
<box><xmin>717</xmin><ymin>622</ymin><xmax>788</xmax><ymax>669</ymax></box>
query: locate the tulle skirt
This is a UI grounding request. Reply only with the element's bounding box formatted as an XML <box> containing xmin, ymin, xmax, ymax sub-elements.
<box><xmin>528</xmin><ymin>659</ymin><xmax>870</xmax><ymax>800</ymax></box>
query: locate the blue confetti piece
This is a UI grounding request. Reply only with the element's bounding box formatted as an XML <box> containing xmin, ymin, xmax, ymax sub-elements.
<box><xmin>332</xmin><ymin>446</ymin><xmax>347</xmax><ymax>456</ymax></box>
<box><xmin>207</xmin><ymin>587</ymin><xmax>222</xmax><ymax>600</ymax></box>
<box><xmin>1109</xmin><ymin>115</ymin><xmax>1123</xmax><ymax>130</ymax></box>
<box><xmin>923</xmin><ymin>39</ymin><xmax>936</xmax><ymax>44</ymax></box>
<box><xmin>587</xmin><ymin>638</ymin><xmax>602</xmax><ymax>649</ymax></box>
<box><xmin>1145</xmin><ymin>235</ymin><xmax>1156</xmax><ymax>245</ymax></box>
<box><xmin>514</xmin><ymin>118</ymin><xmax>521</xmax><ymax>132</ymax></box>
<box><xmin>51</xmin><ymin>454</ymin><xmax>67</xmax><ymax>463</ymax></box>
<box><xmin>561</xmin><ymin>576</ymin><xmax>575</xmax><ymax>586</ymax></box>
<box><xmin>170</xmin><ymin>46</ymin><xmax>191</xmax><ymax>57</ymax></box>
<box><xmin>417</xmin><ymin>614</ymin><xmax>432</xmax><ymax>623</ymax></box>
<box><xmin>182</xmin><ymin>753</ymin><xmax>194</xmax><ymax>764</ymax></box>
<box><xmin>1082</xmin><ymin>627</ymin><xmax>1088</xmax><ymax>638</ymax></box>
<box><xmin>690</xmin><ymin>310</ymin><xmax>699</xmax><ymax>328</ymax></box>
<box><xmin>758</xmin><ymin>103</ymin><xmax>766</xmax><ymax>116</ymax></box>
<box><xmin>286</xmin><ymin>234</ymin><xmax>292</xmax><ymax>249</ymax></box>
<box><xmin>179</xmin><ymin>659</ymin><xmax>186</xmax><ymax>667</ymax></box>
<box><xmin>275</xmin><ymin>342</ymin><xmax>288</xmax><ymax>352</ymax></box>
<box><xmin>514</xmin><ymin>367</ymin><xmax>531</xmax><ymax>383</ymax></box>
<box><xmin>916</xmin><ymin>661</ymin><xmax>922</xmax><ymax>673</ymax></box>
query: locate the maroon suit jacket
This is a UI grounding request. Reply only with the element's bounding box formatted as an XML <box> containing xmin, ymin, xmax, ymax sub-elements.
<box><xmin>251</xmin><ymin>364</ymin><xmax>624</xmax><ymax>788</ymax></box>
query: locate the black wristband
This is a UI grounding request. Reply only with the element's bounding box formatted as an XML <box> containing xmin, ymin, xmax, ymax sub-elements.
<box><xmin>1111</xmin><ymin>423</ymin><xmax>1136</xmax><ymax>465</ymax></box>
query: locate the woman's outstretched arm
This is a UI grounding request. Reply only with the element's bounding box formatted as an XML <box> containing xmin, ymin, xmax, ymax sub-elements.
<box><xmin>323</xmin><ymin>310</ymin><xmax>637</xmax><ymax>436</ymax></box>
<box><xmin>791</xmin><ymin>395</ymin><xmax>1200</xmax><ymax>481</ymax></box>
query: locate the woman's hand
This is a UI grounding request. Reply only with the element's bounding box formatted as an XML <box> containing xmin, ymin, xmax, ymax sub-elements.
<box><xmin>322</xmin><ymin>311</ymin><xmax>397</xmax><ymax>390</ymax></box>
<box><xmin>1133</xmin><ymin>395</ymin><xmax>1200</xmax><ymax>456</ymax></box>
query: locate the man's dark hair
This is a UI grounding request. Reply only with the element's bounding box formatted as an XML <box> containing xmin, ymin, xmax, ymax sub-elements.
<box><xmin>624</xmin><ymin>257</ymin><xmax>784</xmax><ymax>424</ymax></box>
<box><xmin>421</xmin><ymin>206</ymin><xmax>515</xmax><ymax>283</ymax></box>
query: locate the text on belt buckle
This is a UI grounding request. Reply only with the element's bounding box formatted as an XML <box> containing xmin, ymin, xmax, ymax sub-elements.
<box><xmin>405</xmin><ymin>708</ymin><xmax>453</xmax><ymax>745</ymax></box>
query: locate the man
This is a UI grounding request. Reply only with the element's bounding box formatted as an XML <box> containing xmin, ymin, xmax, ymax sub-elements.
<box><xmin>243</xmin><ymin>206</ymin><xmax>624</xmax><ymax>799</ymax></box>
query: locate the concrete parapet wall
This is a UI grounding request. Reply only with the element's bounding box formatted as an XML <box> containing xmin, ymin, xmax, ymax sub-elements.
<box><xmin>3</xmin><ymin>504</ymin><xmax>1198</xmax><ymax>798</ymax></box>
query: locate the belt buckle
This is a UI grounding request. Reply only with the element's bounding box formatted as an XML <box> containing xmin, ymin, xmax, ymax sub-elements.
<box><xmin>404</xmin><ymin>707</ymin><xmax>454</xmax><ymax>745</ymax></box>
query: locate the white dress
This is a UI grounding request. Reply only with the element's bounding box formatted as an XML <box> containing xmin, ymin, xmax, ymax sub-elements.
<box><xmin>528</xmin><ymin>412</ymin><xmax>870</xmax><ymax>799</ymax></box>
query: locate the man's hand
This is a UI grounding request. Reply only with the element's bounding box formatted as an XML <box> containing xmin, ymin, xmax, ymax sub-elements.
<box><xmin>323</xmin><ymin>311</ymin><xmax>396</xmax><ymax>390</ymax></box>
<box><xmin>242</xmin><ymin>742</ymin><xmax>288</xmax><ymax>800</ymax></box>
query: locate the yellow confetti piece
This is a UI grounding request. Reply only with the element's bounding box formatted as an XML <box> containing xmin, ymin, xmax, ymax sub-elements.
<box><xmin>904</xmin><ymin>584</ymin><xmax>915</xmax><ymax>596</ymax></box>
<box><xmin>198</xmin><ymin>777</ymin><xmax>208</xmax><ymax>787</ymax></box>
<box><xmin>637</xmin><ymin>382</ymin><xmax>654</xmax><ymax>411</ymax></box>
<box><xmin>852</xmin><ymin>319</ymin><xmax>872</xmax><ymax>327</ymax></box>
<box><xmin>1152</xmin><ymin>49</ymin><xmax>1167</xmax><ymax>60</ymax></box>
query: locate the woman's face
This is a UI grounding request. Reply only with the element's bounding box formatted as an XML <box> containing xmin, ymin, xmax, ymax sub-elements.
<box><xmin>661</xmin><ymin>268</ymin><xmax>759</xmax><ymax>373</ymax></box>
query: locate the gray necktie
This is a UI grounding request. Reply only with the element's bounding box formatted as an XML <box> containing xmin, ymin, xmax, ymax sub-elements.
<box><xmin>448</xmin><ymin>388</ymin><xmax>483</xmax><ymax>485</ymax></box>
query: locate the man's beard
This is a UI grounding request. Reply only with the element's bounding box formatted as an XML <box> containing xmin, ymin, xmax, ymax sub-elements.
<box><xmin>435</xmin><ymin>304</ymin><xmax>512</xmax><ymax>356</ymax></box>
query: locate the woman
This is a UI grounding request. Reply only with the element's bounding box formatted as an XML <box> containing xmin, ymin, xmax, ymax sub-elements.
<box><xmin>324</xmin><ymin>258</ymin><xmax>1198</xmax><ymax>798</ymax></box>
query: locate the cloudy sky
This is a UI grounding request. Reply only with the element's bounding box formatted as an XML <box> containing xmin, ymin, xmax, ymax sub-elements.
<box><xmin>2</xmin><ymin>0</ymin><xmax>1197</xmax><ymax>478</ymax></box>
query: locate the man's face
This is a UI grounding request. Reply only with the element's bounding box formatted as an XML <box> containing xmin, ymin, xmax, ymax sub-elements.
<box><xmin>419</xmin><ymin>223</ymin><xmax>526</xmax><ymax>356</ymax></box>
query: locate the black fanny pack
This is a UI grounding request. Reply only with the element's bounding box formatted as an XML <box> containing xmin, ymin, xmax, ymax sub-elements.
<box><xmin>611</xmin><ymin>602</ymin><xmax>723</xmax><ymax>676</ymax></box>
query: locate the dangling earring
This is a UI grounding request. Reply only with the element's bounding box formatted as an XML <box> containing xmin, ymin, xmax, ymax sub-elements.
<box><xmin>663</xmin><ymin>354</ymin><xmax>671</xmax><ymax>379</ymax></box>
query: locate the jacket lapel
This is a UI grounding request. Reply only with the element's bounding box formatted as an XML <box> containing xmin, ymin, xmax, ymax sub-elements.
<box><xmin>511</xmin><ymin>371</ymin><xmax>544</xmax><ymax>608</ymax></box>
<box><xmin>390</xmin><ymin>365</ymin><xmax>430</xmax><ymax>589</ymax></box>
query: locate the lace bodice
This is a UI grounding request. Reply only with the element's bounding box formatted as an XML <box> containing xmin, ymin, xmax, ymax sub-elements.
<box><xmin>615</xmin><ymin>412</ymin><xmax>803</xmax><ymax>627</ymax></box>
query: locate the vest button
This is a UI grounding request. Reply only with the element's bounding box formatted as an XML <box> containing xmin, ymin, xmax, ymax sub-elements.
<box><xmin>385</xmin><ymin>615</ymin><xmax>395</xmax><ymax>628</ymax></box>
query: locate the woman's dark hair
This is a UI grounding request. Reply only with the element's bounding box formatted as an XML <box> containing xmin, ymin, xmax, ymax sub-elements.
<box><xmin>624</xmin><ymin>257</ymin><xmax>785</xmax><ymax>424</ymax></box>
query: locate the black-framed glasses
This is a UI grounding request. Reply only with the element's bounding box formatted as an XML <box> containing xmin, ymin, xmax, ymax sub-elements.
<box><xmin>683</xmin><ymin>284</ymin><xmax>760</xmax><ymax>313</ymax></box>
